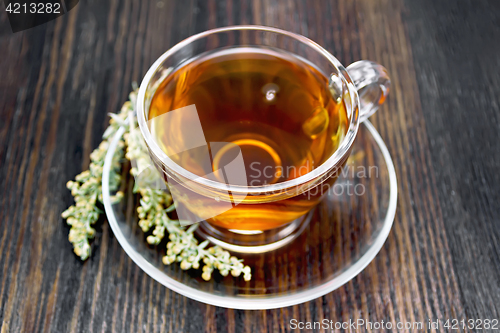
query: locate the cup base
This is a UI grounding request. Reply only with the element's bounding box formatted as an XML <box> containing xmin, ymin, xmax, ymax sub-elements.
<box><xmin>194</xmin><ymin>211</ymin><xmax>314</xmax><ymax>254</ymax></box>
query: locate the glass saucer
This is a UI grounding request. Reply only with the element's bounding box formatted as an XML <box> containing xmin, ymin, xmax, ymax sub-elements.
<box><xmin>102</xmin><ymin>121</ymin><xmax>397</xmax><ymax>310</ymax></box>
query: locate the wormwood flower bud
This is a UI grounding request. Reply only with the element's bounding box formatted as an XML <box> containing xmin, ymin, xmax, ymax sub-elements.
<box><xmin>73</xmin><ymin>221</ymin><xmax>84</xmax><ymax>229</ymax></box>
<box><xmin>180</xmin><ymin>260</ymin><xmax>191</xmax><ymax>270</ymax></box>
<box><xmin>99</xmin><ymin>141</ymin><xmax>108</xmax><ymax>151</ymax></box>
<box><xmin>87</xmin><ymin>228</ymin><xmax>95</xmax><ymax>237</ymax></box>
<box><xmin>172</xmin><ymin>245</ymin><xmax>182</xmax><ymax>254</ymax></box>
<box><xmin>68</xmin><ymin>229</ymin><xmax>78</xmax><ymax>242</ymax></box>
<box><xmin>147</xmin><ymin>235</ymin><xmax>159</xmax><ymax>244</ymax></box>
<box><xmin>74</xmin><ymin>246</ymin><xmax>82</xmax><ymax>257</ymax></box>
<box><xmin>162</xmin><ymin>255</ymin><xmax>175</xmax><ymax>265</ymax></box>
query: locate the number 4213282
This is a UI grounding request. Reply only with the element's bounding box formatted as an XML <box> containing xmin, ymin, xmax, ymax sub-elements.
<box><xmin>6</xmin><ymin>2</ymin><xmax>61</xmax><ymax>14</ymax></box>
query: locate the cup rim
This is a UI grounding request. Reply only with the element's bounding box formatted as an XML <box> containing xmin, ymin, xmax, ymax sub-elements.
<box><xmin>137</xmin><ymin>25</ymin><xmax>360</xmax><ymax>194</ymax></box>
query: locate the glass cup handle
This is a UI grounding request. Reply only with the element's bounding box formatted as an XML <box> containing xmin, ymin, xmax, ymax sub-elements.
<box><xmin>346</xmin><ymin>61</ymin><xmax>391</xmax><ymax>122</ymax></box>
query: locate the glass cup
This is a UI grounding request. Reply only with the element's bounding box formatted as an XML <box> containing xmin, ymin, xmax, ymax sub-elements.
<box><xmin>137</xmin><ymin>26</ymin><xmax>390</xmax><ymax>253</ymax></box>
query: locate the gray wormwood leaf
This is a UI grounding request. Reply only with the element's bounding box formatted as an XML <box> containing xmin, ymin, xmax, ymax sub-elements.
<box><xmin>61</xmin><ymin>91</ymin><xmax>135</xmax><ymax>260</ymax></box>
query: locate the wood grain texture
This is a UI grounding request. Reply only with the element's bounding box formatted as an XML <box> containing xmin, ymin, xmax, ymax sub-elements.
<box><xmin>0</xmin><ymin>0</ymin><xmax>498</xmax><ymax>332</ymax></box>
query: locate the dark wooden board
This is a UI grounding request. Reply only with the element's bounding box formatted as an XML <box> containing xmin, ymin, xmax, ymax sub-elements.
<box><xmin>0</xmin><ymin>0</ymin><xmax>498</xmax><ymax>332</ymax></box>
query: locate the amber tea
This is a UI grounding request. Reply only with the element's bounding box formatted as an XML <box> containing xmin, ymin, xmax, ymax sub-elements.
<box><xmin>148</xmin><ymin>48</ymin><xmax>348</xmax><ymax>231</ymax></box>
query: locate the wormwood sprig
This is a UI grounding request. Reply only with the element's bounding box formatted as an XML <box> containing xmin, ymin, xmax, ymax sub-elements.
<box><xmin>125</xmin><ymin>109</ymin><xmax>251</xmax><ymax>281</ymax></box>
<box><xmin>61</xmin><ymin>93</ymin><xmax>135</xmax><ymax>260</ymax></box>
<box><xmin>134</xmin><ymin>188</ymin><xmax>251</xmax><ymax>281</ymax></box>
<box><xmin>62</xmin><ymin>83</ymin><xmax>252</xmax><ymax>281</ymax></box>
